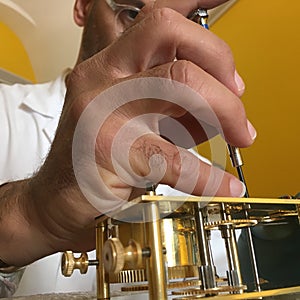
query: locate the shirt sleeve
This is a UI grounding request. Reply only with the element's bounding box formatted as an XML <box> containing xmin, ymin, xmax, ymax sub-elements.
<box><xmin>0</xmin><ymin>268</ymin><xmax>25</xmax><ymax>297</ymax></box>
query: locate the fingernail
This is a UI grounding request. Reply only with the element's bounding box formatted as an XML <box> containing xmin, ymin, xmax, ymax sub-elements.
<box><xmin>247</xmin><ymin>120</ymin><xmax>257</xmax><ymax>140</ymax></box>
<box><xmin>230</xmin><ymin>178</ymin><xmax>246</xmax><ymax>197</ymax></box>
<box><xmin>234</xmin><ymin>70</ymin><xmax>245</xmax><ymax>93</ymax></box>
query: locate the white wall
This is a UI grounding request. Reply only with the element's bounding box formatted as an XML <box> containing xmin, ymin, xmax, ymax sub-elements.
<box><xmin>0</xmin><ymin>0</ymin><xmax>82</xmax><ymax>82</ymax></box>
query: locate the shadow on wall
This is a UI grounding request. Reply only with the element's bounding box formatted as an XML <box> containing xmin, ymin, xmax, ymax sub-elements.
<box><xmin>0</xmin><ymin>0</ymin><xmax>81</xmax><ymax>82</ymax></box>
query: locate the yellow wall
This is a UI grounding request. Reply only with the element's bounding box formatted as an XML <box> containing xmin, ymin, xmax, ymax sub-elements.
<box><xmin>198</xmin><ymin>0</ymin><xmax>300</xmax><ymax>198</ymax></box>
<box><xmin>0</xmin><ymin>21</ymin><xmax>35</xmax><ymax>82</ymax></box>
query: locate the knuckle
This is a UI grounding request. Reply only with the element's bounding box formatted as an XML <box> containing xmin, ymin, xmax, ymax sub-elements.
<box><xmin>169</xmin><ymin>60</ymin><xmax>196</xmax><ymax>84</ymax></box>
<box><xmin>144</xmin><ymin>7</ymin><xmax>178</xmax><ymax>33</ymax></box>
<box><xmin>67</xmin><ymin>65</ymin><xmax>84</xmax><ymax>88</ymax></box>
<box><xmin>214</xmin><ymin>39</ymin><xmax>233</xmax><ymax>64</ymax></box>
<box><xmin>226</xmin><ymin>93</ymin><xmax>246</xmax><ymax>115</ymax></box>
<box><xmin>67</xmin><ymin>59</ymin><xmax>97</xmax><ymax>90</ymax></box>
<box><xmin>150</xmin><ymin>7</ymin><xmax>175</xmax><ymax>24</ymax></box>
<box><xmin>219</xmin><ymin>39</ymin><xmax>232</xmax><ymax>55</ymax></box>
<box><xmin>166</xmin><ymin>148</ymin><xmax>182</xmax><ymax>185</ymax></box>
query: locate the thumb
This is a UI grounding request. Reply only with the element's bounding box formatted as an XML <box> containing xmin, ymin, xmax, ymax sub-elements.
<box><xmin>122</xmin><ymin>133</ymin><xmax>246</xmax><ymax>198</ymax></box>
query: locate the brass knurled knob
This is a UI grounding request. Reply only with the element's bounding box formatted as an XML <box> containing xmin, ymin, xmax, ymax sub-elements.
<box><xmin>61</xmin><ymin>251</ymin><xmax>89</xmax><ymax>277</ymax></box>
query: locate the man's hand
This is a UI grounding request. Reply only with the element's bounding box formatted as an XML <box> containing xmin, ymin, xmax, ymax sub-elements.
<box><xmin>34</xmin><ymin>0</ymin><xmax>256</xmax><ymax>254</ymax></box>
<box><xmin>0</xmin><ymin>0</ymin><xmax>256</xmax><ymax>266</ymax></box>
<box><xmin>61</xmin><ymin>1</ymin><xmax>255</xmax><ymax>197</ymax></box>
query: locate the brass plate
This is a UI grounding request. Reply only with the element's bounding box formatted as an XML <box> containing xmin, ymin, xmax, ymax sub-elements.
<box><xmin>95</xmin><ymin>196</ymin><xmax>300</xmax><ymax>222</ymax></box>
<box><xmin>173</xmin><ymin>285</ymin><xmax>300</xmax><ymax>300</ymax></box>
<box><xmin>141</xmin><ymin>196</ymin><xmax>300</xmax><ymax>205</ymax></box>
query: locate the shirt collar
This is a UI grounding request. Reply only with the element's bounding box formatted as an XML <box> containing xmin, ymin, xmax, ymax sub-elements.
<box><xmin>22</xmin><ymin>69</ymin><xmax>70</xmax><ymax>118</ymax></box>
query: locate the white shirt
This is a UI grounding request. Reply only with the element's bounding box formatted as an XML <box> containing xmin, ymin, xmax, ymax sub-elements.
<box><xmin>0</xmin><ymin>71</ymin><xmax>228</xmax><ymax>297</ymax></box>
<box><xmin>0</xmin><ymin>70</ymin><xmax>95</xmax><ymax>296</ymax></box>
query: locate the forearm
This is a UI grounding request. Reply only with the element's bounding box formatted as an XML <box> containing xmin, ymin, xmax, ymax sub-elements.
<box><xmin>0</xmin><ymin>180</ymin><xmax>52</xmax><ymax>267</ymax></box>
<box><xmin>0</xmin><ymin>172</ymin><xmax>97</xmax><ymax>267</ymax></box>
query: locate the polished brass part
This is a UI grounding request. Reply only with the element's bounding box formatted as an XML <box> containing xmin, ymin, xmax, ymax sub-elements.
<box><xmin>161</xmin><ymin>218</ymin><xmax>199</xmax><ymax>269</ymax></box>
<box><xmin>204</xmin><ymin>219</ymin><xmax>258</xmax><ymax>230</ymax></box>
<box><xmin>95</xmin><ymin>196</ymin><xmax>300</xmax><ymax>224</ymax></box>
<box><xmin>96</xmin><ymin>222</ymin><xmax>110</xmax><ymax>300</ymax></box>
<box><xmin>173</xmin><ymin>285</ymin><xmax>300</xmax><ymax>300</ymax></box>
<box><xmin>124</xmin><ymin>239</ymin><xmax>143</xmax><ymax>268</ymax></box>
<box><xmin>144</xmin><ymin>202</ymin><xmax>167</xmax><ymax>300</ymax></box>
<box><xmin>269</xmin><ymin>210</ymin><xmax>298</xmax><ymax>217</ymax></box>
<box><xmin>194</xmin><ymin>205</ymin><xmax>216</xmax><ymax>290</ymax></box>
<box><xmin>103</xmin><ymin>238</ymin><xmax>125</xmax><ymax>274</ymax></box>
<box><xmin>91</xmin><ymin>195</ymin><xmax>300</xmax><ymax>299</ymax></box>
<box><xmin>258</xmin><ymin>210</ymin><xmax>298</xmax><ymax>223</ymax></box>
<box><xmin>168</xmin><ymin>265</ymin><xmax>199</xmax><ymax>279</ymax></box>
<box><xmin>296</xmin><ymin>205</ymin><xmax>300</xmax><ymax>224</ymax></box>
<box><xmin>113</xmin><ymin>269</ymin><xmax>147</xmax><ymax>283</ymax></box>
<box><xmin>171</xmin><ymin>284</ymin><xmax>247</xmax><ymax>296</ymax></box>
<box><xmin>218</xmin><ymin>203</ymin><xmax>243</xmax><ymax>290</ymax></box>
<box><xmin>61</xmin><ymin>251</ymin><xmax>89</xmax><ymax>277</ymax></box>
<box><xmin>113</xmin><ymin>216</ymin><xmax>200</xmax><ymax>279</ymax></box>
<box><xmin>109</xmin><ymin>265</ymin><xmax>199</xmax><ymax>283</ymax></box>
<box><xmin>121</xmin><ymin>279</ymin><xmax>202</xmax><ymax>292</ymax></box>
<box><xmin>159</xmin><ymin>201</ymin><xmax>195</xmax><ymax>216</ymax></box>
<box><xmin>120</xmin><ymin>279</ymin><xmax>231</xmax><ymax>292</ymax></box>
<box><xmin>146</xmin><ymin>190</ymin><xmax>156</xmax><ymax>196</ymax></box>
<box><xmin>109</xmin><ymin>216</ymin><xmax>200</xmax><ymax>283</ymax></box>
<box><xmin>168</xmin><ymin>280</ymin><xmax>202</xmax><ymax>289</ymax></box>
<box><xmin>140</xmin><ymin>195</ymin><xmax>300</xmax><ymax>205</ymax></box>
<box><xmin>103</xmin><ymin>238</ymin><xmax>143</xmax><ymax>274</ymax></box>
<box><xmin>121</xmin><ymin>284</ymin><xmax>149</xmax><ymax>292</ymax></box>
<box><xmin>206</xmin><ymin>203</ymin><xmax>222</xmax><ymax>215</ymax></box>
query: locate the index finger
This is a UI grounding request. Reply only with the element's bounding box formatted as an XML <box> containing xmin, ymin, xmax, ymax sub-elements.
<box><xmin>103</xmin><ymin>9</ymin><xmax>238</xmax><ymax>94</ymax></box>
<box><xmin>141</xmin><ymin>0</ymin><xmax>231</xmax><ymax>16</ymax></box>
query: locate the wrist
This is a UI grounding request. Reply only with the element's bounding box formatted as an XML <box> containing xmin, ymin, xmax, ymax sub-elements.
<box><xmin>0</xmin><ymin>180</ymin><xmax>52</xmax><ymax>266</ymax></box>
<box><xmin>29</xmin><ymin>168</ymin><xmax>97</xmax><ymax>254</ymax></box>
